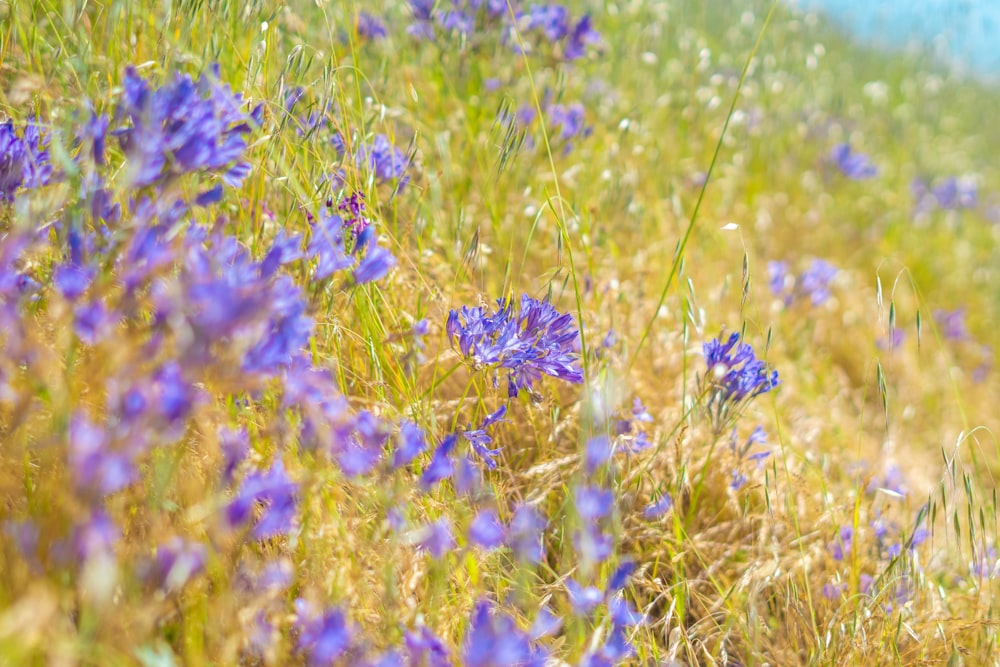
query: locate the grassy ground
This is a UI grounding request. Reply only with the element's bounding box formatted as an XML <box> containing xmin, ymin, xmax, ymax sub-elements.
<box><xmin>1</xmin><ymin>0</ymin><xmax>999</xmax><ymax>665</ymax></box>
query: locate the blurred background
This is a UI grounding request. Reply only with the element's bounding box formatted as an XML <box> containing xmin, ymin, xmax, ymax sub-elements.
<box><xmin>790</xmin><ymin>0</ymin><xmax>1000</xmax><ymax>80</ymax></box>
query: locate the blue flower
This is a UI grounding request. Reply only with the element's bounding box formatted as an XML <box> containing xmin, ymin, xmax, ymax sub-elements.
<box><xmin>703</xmin><ymin>332</ymin><xmax>779</xmax><ymax>404</ymax></box>
<box><xmin>393</xmin><ymin>421</ymin><xmax>428</xmax><ymax>469</ymax></box>
<box><xmin>642</xmin><ymin>493</ymin><xmax>673</xmax><ymax>519</ymax></box>
<box><xmin>468</xmin><ymin>509</ymin><xmax>505</xmax><ymax>550</ymax></box>
<box><xmin>448</xmin><ymin>294</ymin><xmax>583</xmax><ymax>397</ymax></box>
<box><xmin>68</xmin><ymin>412</ymin><xmax>136</xmax><ymax>496</ymax></box>
<box><xmin>226</xmin><ymin>459</ymin><xmax>298</xmax><ymax>540</ymax></box>
<box><xmin>420</xmin><ymin>434</ymin><xmax>458</xmax><ymax>490</ymax></box>
<box><xmin>565</xmin><ymin>578</ymin><xmax>603</xmax><ymax>616</ymax></box>
<box><xmin>294</xmin><ymin>600</ymin><xmax>356</xmax><ymax>666</ymax></box>
<box><xmin>73</xmin><ymin>298</ymin><xmax>114</xmax><ymax>344</ymax></box>
<box><xmin>608</xmin><ymin>597</ymin><xmax>644</xmax><ymax>628</ymax></box>
<box><xmin>574</xmin><ymin>485</ymin><xmax>614</xmax><ymax>521</ymax></box>
<box><xmin>584</xmin><ymin>434</ymin><xmax>612</xmax><ymax>474</ymax></box>
<box><xmin>403</xmin><ymin>625</ymin><xmax>451</xmax><ymax>667</ymax></box>
<box><xmin>415</xmin><ymin>518</ymin><xmax>455</xmax><ymax>559</ymax></box>
<box><xmin>308</xmin><ymin>212</ymin><xmax>352</xmax><ymax>280</ymax></box>
<box><xmin>74</xmin><ymin>510</ymin><xmax>119</xmax><ymax>561</ymax></box>
<box><xmin>799</xmin><ymin>259</ymin><xmax>838</xmax><ymax>306</ymax></box>
<box><xmin>508</xmin><ymin>504</ymin><xmax>546</xmax><ymax>564</ymax></box>
<box><xmin>53</xmin><ymin>262</ymin><xmax>96</xmax><ymax>301</ymax></box>
<box><xmin>354</xmin><ymin>245</ymin><xmax>397</xmax><ymax>284</ymax></box>
<box><xmin>336</xmin><ymin>133</ymin><xmax>411</xmax><ymax>190</ymax></box>
<box><xmin>113</xmin><ymin>65</ymin><xmax>259</xmax><ymax>188</ymax></box>
<box><xmin>356</xmin><ymin>11</ymin><xmax>388</xmax><ymax>40</ymax></box>
<box><xmin>153</xmin><ymin>537</ymin><xmax>208</xmax><ymax>592</ymax></box>
<box><xmin>219</xmin><ymin>427</ymin><xmax>249</xmax><ymax>483</ymax></box>
<box><xmin>0</xmin><ymin>118</ymin><xmax>54</xmax><ymax>201</ymax></box>
<box><xmin>573</xmin><ymin>523</ymin><xmax>613</xmax><ymax>565</ymax></box>
<box><xmin>463</xmin><ymin>599</ymin><xmax>549</xmax><ymax>667</ymax></box>
<box><xmin>830</xmin><ymin>143</ymin><xmax>878</xmax><ymax>180</ymax></box>
<box><xmin>934</xmin><ymin>307</ymin><xmax>969</xmax><ymax>341</ymax></box>
<box><xmin>462</xmin><ymin>405</ymin><xmax>507</xmax><ymax>468</ymax></box>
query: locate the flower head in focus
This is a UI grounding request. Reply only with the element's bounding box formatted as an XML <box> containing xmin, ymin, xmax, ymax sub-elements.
<box><xmin>447</xmin><ymin>294</ymin><xmax>583</xmax><ymax>398</ymax></box>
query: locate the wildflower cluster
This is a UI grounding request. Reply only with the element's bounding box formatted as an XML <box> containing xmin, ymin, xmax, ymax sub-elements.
<box><xmin>912</xmin><ymin>175</ymin><xmax>978</xmax><ymax>215</ymax></box>
<box><xmin>447</xmin><ymin>293</ymin><xmax>584</xmax><ymax>397</ymax></box>
<box><xmin>405</xmin><ymin>0</ymin><xmax>600</xmax><ymax>61</ymax></box>
<box><xmin>0</xmin><ymin>119</ymin><xmax>53</xmax><ymax>200</ymax></box>
<box><xmin>768</xmin><ymin>257</ymin><xmax>839</xmax><ymax>306</ymax></box>
<box><xmin>829</xmin><ymin>142</ymin><xmax>878</xmax><ymax>180</ymax></box>
<box><xmin>701</xmin><ymin>332</ymin><xmax>779</xmax><ymax>433</ymax></box>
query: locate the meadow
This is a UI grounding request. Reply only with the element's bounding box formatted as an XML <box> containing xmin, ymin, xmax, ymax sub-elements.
<box><xmin>1</xmin><ymin>0</ymin><xmax>999</xmax><ymax>665</ymax></box>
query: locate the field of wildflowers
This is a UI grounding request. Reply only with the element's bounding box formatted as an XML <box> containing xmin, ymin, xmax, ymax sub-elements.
<box><xmin>1</xmin><ymin>0</ymin><xmax>999</xmax><ymax>664</ymax></box>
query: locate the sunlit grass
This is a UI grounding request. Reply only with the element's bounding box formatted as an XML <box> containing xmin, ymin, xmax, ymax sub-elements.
<box><xmin>1</xmin><ymin>0</ymin><xmax>999</xmax><ymax>665</ymax></box>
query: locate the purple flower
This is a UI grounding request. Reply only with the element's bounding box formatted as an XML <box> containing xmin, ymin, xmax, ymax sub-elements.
<box><xmin>799</xmin><ymin>259</ymin><xmax>837</xmax><ymax>306</ymax></box>
<box><xmin>415</xmin><ymin>518</ymin><xmax>456</xmax><ymax>559</ymax></box>
<box><xmin>68</xmin><ymin>412</ymin><xmax>136</xmax><ymax>495</ymax></box>
<box><xmin>393</xmin><ymin>421</ymin><xmax>428</xmax><ymax>469</ymax></box>
<box><xmin>357</xmin><ymin>12</ymin><xmax>388</xmax><ymax>40</ymax></box>
<box><xmin>53</xmin><ymin>262</ymin><xmax>96</xmax><ymax>301</ymax></box>
<box><xmin>154</xmin><ymin>537</ymin><xmax>208</xmax><ymax>591</ymax></box>
<box><xmin>308</xmin><ymin>211</ymin><xmax>353</xmax><ymax>280</ymax></box>
<box><xmin>75</xmin><ymin>510</ymin><xmax>119</xmax><ymax>561</ymax></box>
<box><xmin>643</xmin><ymin>493</ymin><xmax>673</xmax><ymax>519</ymax></box>
<box><xmin>767</xmin><ymin>260</ymin><xmax>789</xmax><ymax>298</ymax></box>
<box><xmin>573</xmin><ymin>524</ymin><xmax>613</xmax><ymax>565</ymax></box>
<box><xmin>448</xmin><ymin>294</ymin><xmax>583</xmax><ymax>397</ymax></box>
<box><xmin>565</xmin><ymin>14</ymin><xmax>601</xmax><ymax>59</ymax></box>
<box><xmin>227</xmin><ymin>459</ymin><xmax>298</xmax><ymax>539</ymax></box>
<box><xmin>409</xmin><ymin>0</ymin><xmax>434</xmax><ymax>22</ymax></box>
<box><xmin>219</xmin><ymin>426</ymin><xmax>249</xmax><ymax>483</ymax></box>
<box><xmin>261</xmin><ymin>230</ymin><xmax>305</xmax><ymax>278</ymax></box>
<box><xmin>877</xmin><ymin>327</ymin><xmax>905</xmax><ymax>351</ymax></box>
<box><xmin>548</xmin><ymin>102</ymin><xmax>589</xmax><ymax>141</ymax></box>
<box><xmin>829</xmin><ymin>525</ymin><xmax>853</xmax><ymax>561</ymax></box>
<box><xmin>441</xmin><ymin>10</ymin><xmax>475</xmax><ymax>34</ymax></box>
<box><xmin>151</xmin><ymin>361</ymin><xmax>196</xmax><ymax>425</ymax></box>
<box><xmin>867</xmin><ymin>463</ymin><xmax>907</xmax><ymax>498</ymax></box>
<box><xmin>0</xmin><ymin>118</ymin><xmax>53</xmax><ymax>202</ymax></box>
<box><xmin>933</xmin><ymin>177</ymin><xmax>977</xmax><ymax>210</ymax></box>
<box><xmin>729</xmin><ymin>469</ymin><xmax>749</xmax><ymax>492</ymax></box>
<box><xmin>113</xmin><ymin>65</ymin><xmax>259</xmax><ymax>188</ymax></box>
<box><xmin>294</xmin><ymin>600</ymin><xmax>356</xmax><ymax>666</ymax></box>
<box><xmin>525</xmin><ymin>5</ymin><xmax>571</xmax><ymax>40</ymax></box>
<box><xmin>335</xmin><ymin>410</ymin><xmax>389</xmax><ymax>477</ymax></box>
<box><xmin>574</xmin><ymin>485</ymin><xmax>614</xmax><ymax>521</ymax></box>
<box><xmin>462</xmin><ymin>405</ymin><xmax>507</xmax><ymax>468</ymax></box>
<box><xmin>607</xmin><ymin>560</ymin><xmax>636</xmax><ymax>593</ymax></box>
<box><xmin>354</xmin><ymin>245</ymin><xmax>396</xmax><ymax>284</ymax></box>
<box><xmin>565</xmin><ymin>578</ymin><xmax>603</xmax><ymax>616</ymax></box>
<box><xmin>584</xmin><ymin>434</ymin><xmax>612</xmax><ymax>474</ymax></box>
<box><xmin>703</xmin><ymin>332</ymin><xmax>779</xmax><ymax>405</ymax></box>
<box><xmin>608</xmin><ymin>597</ymin><xmax>644</xmax><ymax>627</ymax></box>
<box><xmin>822</xmin><ymin>582</ymin><xmax>844</xmax><ymax>600</ymax></box>
<box><xmin>350</xmin><ymin>134</ymin><xmax>411</xmax><ymax>189</ymax></box>
<box><xmin>468</xmin><ymin>509</ymin><xmax>505</xmax><ymax>550</ymax></box>
<box><xmin>404</xmin><ymin>625</ymin><xmax>451</xmax><ymax>667</ymax></box>
<box><xmin>631</xmin><ymin>397</ymin><xmax>653</xmax><ymax>423</ymax></box>
<box><xmin>463</xmin><ymin>599</ymin><xmax>548</xmax><ymax>667</ymax></box>
<box><xmin>194</xmin><ymin>184</ymin><xmax>224</xmax><ymax>207</ymax></box>
<box><xmin>508</xmin><ymin>504</ymin><xmax>546</xmax><ymax>564</ymax></box>
<box><xmin>830</xmin><ymin>143</ymin><xmax>878</xmax><ymax>180</ymax></box>
<box><xmin>420</xmin><ymin>434</ymin><xmax>457</xmax><ymax>490</ymax></box>
<box><xmin>934</xmin><ymin>307</ymin><xmax>969</xmax><ymax>341</ymax></box>
<box><xmin>73</xmin><ymin>298</ymin><xmax>114</xmax><ymax>344</ymax></box>
<box><xmin>529</xmin><ymin>607</ymin><xmax>562</xmax><ymax>639</ymax></box>
<box><xmin>337</xmin><ymin>191</ymin><xmax>371</xmax><ymax>237</ymax></box>
<box><xmin>454</xmin><ymin>455</ymin><xmax>482</xmax><ymax>496</ymax></box>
